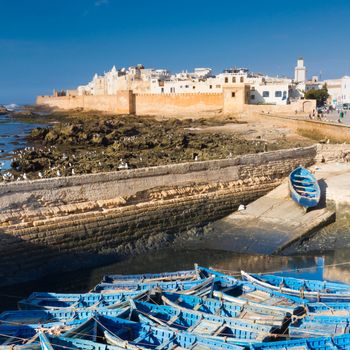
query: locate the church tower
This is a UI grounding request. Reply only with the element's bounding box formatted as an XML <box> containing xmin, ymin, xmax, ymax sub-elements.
<box><xmin>294</xmin><ymin>57</ymin><xmax>306</xmax><ymax>83</ymax></box>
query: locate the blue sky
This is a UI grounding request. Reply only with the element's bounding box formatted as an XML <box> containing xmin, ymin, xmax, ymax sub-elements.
<box><xmin>1</xmin><ymin>0</ymin><xmax>350</xmax><ymax>104</ymax></box>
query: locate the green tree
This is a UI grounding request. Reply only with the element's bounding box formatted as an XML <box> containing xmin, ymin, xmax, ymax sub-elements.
<box><xmin>304</xmin><ymin>84</ymin><xmax>329</xmax><ymax>107</ymax></box>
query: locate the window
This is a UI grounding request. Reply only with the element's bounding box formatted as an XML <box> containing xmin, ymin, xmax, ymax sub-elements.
<box><xmin>193</xmin><ymin>86</ymin><xmax>196</xmax><ymax>89</ymax></box>
<box><xmin>262</xmin><ymin>91</ymin><xmax>269</xmax><ymax>98</ymax></box>
<box><xmin>209</xmin><ymin>85</ymin><xmax>212</xmax><ymax>89</ymax></box>
<box><xmin>275</xmin><ymin>91</ymin><xmax>282</xmax><ymax>97</ymax></box>
<box><xmin>161</xmin><ymin>88</ymin><xmax>164</xmax><ymax>93</ymax></box>
<box><xmin>251</xmin><ymin>94</ymin><xmax>255</xmax><ymax>100</ymax></box>
<box><xmin>240</xmin><ymin>77</ymin><xmax>244</xmax><ymax>83</ymax></box>
<box><xmin>232</xmin><ymin>77</ymin><xmax>236</xmax><ymax>83</ymax></box>
<box><xmin>216</xmin><ymin>84</ymin><xmax>221</xmax><ymax>88</ymax></box>
<box><xmin>185</xmin><ymin>85</ymin><xmax>189</xmax><ymax>88</ymax></box>
<box><xmin>231</xmin><ymin>92</ymin><xmax>235</xmax><ymax>98</ymax></box>
<box><xmin>225</xmin><ymin>77</ymin><xmax>229</xmax><ymax>83</ymax></box>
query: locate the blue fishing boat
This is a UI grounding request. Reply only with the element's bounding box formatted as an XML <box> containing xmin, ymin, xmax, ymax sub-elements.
<box><xmin>159</xmin><ymin>291</ymin><xmax>289</xmax><ymax>327</ymax></box>
<box><xmin>127</xmin><ymin>300</ymin><xmax>281</xmax><ymax>344</ymax></box>
<box><xmin>94</xmin><ymin>275</ymin><xmax>214</xmax><ymax>294</ymax></box>
<box><xmin>249</xmin><ymin>333</ymin><xmax>350</xmax><ymax>350</ymax></box>
<box><xmin>210</xmin><ymin>276</ymin><xmax>307</xmax><ymax>311</ymax></box>
<box><xmin>18</xmin><ymin>290</ymin><xmax>147</xmax><ymax>311</ymax></box>
<box><xmin>102</xmin><ymin>267</ymin><xmax>200</xmax><ymax>284</ymax></box>
<box><xmin>241</xmin><ymin>271</ymin><xmax>350</xmax><ymax>302</ymax></box>
<box><xmin>289</xmin><ymin>316</ymin><xmax>350</xmax><ymax>338</ymax></box>
<box><xmin>306</xmin><ymin>302</ymin><xmax>350</xmax><ymax>316</ymax></box>
<box><xmin>63</xmin><ymin>315</ymin><xmax>244</xmax><ymax>349</ymax></box>
<box><xmin>0</xmin><ymin>308</ymin><xmax>127</xmax><ymax>326</ymax></box>
<box><xmin>289</xmin><ymin>166</ymin><xmax>320</xmax><ymax>208</ymax></box>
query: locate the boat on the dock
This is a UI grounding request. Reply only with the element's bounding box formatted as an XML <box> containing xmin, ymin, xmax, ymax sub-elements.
<box><xmin>288</xmin><ymin>166</ymin><xmax>321</xmax><ymax>208</ymax></box>
<box><xmin>241</xmin><ymin>271</ymin><xmax>350</xmax><ymax>302</ymax></box>
<box><xmin>18</xmin><ymin>290</ymin><xmax>147</xmax><ymax>311</ymax></box>
<box><xmin>62</xmin><ymin>315</ymin><xmax>244</xmax><ymax>349</ymax></box>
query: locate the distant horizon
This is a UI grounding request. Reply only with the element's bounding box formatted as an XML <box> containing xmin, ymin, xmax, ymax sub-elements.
<box><xmin>1</xmin><ymin>0</ymin><xmax>350</xmax><ymax>104</ymax></box>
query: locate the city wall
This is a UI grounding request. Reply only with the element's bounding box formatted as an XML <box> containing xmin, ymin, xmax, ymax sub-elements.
<box><xmin>0</xmin><ymin>146</ymin><xmax>316</xmax><ymax>285</ymax></box>
<box><xmin>36</xmin><ymin>89</ymin><xmax>316</xmax><ymax>117</ymax></box>
<box><xmin>134</xmin><ymin>92</ymin><xmax>223</xmax><ymax>116</ymax></box>
<box><xmin>36</xmin><ymin>91</ymin><xmax>132</xmax><ymax>114</ymax></box>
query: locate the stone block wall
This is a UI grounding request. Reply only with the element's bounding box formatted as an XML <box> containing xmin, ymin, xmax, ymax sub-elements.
<box><xmin>0</xmin><ymin>146</ymin><xmax>316</xmax><ymax>285</ymax></box>
<box><xmin>134</xmin><ymin>92</ymin><xmax>223</xmax><ymax>116</ymax></box>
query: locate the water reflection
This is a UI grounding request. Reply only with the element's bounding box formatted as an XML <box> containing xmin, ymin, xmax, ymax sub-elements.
<box><xmin>2</xmin><ymin>247</ymin><xmax>350</xmax><ymax>312</ymax></box>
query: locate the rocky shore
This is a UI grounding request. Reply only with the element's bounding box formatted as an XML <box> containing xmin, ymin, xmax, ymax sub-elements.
<box><xmin>1</xmin><ymin>108</ymin><xmax>312</xmax><ymax>181</ymax></box>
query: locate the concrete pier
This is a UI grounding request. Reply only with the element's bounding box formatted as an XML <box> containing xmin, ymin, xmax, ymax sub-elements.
<box><xmin>216</xmin><ymin>181</ymin><xmax>335</xmax><ymax>254</ymax></box>
<box><xmin>211</xmin><ymin>162</ymin><xmax>350</xmax><ymax>254</ymax></box>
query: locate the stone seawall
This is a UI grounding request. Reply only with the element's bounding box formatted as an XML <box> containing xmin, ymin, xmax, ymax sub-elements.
<box><xmin>0</xmin><ymin>146</ymin><xmax>316</xmax><ymax>286</ymax></box>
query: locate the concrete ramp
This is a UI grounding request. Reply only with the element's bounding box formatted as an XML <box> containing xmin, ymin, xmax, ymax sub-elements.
<box><xmin>210</xmin><ymin>180</ymin><xmax>335</xmax><ymax>254</ymax></box>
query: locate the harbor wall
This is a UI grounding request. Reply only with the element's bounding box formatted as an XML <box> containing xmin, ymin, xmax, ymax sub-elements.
<box><xmin>0</xmin><ymin>146</ymin><xmax>316</xmax><ymax>285</ymax></box>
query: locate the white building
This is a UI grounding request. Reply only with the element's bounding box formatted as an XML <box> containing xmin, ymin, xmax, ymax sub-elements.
<box><xmin>72</xmin><ymin>59</ymin><xmax>311</xmax><ymax>106</ymax></box>
<box><xmin>294</xmin><ymin>58</ymin><xmax>306</xmax><ymax>83</ymax></box>
<box><xmin>324</xmin><ymin>76</ymin><xmax>350</xmax><ymax>107</ymax></box>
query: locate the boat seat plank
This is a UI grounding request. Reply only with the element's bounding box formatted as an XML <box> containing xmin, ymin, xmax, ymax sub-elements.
<box><xmin>190</xmin><ymin>320</ymin><xmax>222</xmax><ymax>335</ymax></box>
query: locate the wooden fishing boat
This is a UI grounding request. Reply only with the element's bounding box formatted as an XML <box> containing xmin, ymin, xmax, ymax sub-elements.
<box><xmin>63</xmin><ymin>315</ymin><xmax>244</xmax><ymax>350</ymax></box>
<box><xmin>18</xmin><ymin>290</ymin><xmax>147</xmax><ymax>311</ymax></box>
<box><xmin>94</xmin><ymin>276</ymin><xmax>214</xmax><ymax>294</ymax></box>
<box><xmin>306</xmin><ymin>302</ymin><xmax>350</xmax><ymax>316</ymax></box>
<box><xmin>0</xmin><ymin>308</ymin><xmax>127</xmax><ymax>326</ymax></box>
<box><xmin>289</xmin><ymin>314</ymin><xmax>350</xmax><ymax>338</ymax></box>
<box><xmin>159</xmin><ymin>291</ymin><xmax>290</xmax><ymax>327</ymax></box>
<box><xmin>249</xmin><ymin>333</ymin><xmax>350</xmax><ymax>350</ymax></box>
<box><xmin>211</xmin><ymin>276</ymin><xmax>307</xmax><ymax>311</ymax></box>
<box><xmin>0</xmin><ymin>320</ymin><xmax>81</xmax><ymax>347</ymax></box>
<box><xmin>102</xmin><ymin>267</ymin><xmax>200</xmax><ymax>284</ymax></box>
<box><xmin>241</xmin><ymin>271</ymin><xmax>350</xmax><ymax>302</ymax></box>
<box><xmin>289</xmin><ymin>166</ymin><xmax>320</xmax><ymax>208</ymax></box>
<box><xmin>127</xmin><ymin>300</ymin><xmax>281</xmax><ymax>344</ymax></box>
<box><xmin>39</xmin><ymin>333</ymin><xmax>130</xmax><ymax>350</ymax></box>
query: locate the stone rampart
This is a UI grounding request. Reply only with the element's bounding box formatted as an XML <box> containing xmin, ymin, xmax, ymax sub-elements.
<box><xmin>134</xmin><ymin>92</ymin><xmax>223</xmax><ymax>116</ymax></box>
<box><xmin>0</xmin><ymin>146</ymin><xmax>316</xmax><ymax>285</ymax></box>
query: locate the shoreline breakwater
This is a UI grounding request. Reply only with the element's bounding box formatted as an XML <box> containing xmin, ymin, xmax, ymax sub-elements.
<box><xmin>0</xmin><ymin>146</ymin><xmax>316</xmax><ymax>286</ymax></box>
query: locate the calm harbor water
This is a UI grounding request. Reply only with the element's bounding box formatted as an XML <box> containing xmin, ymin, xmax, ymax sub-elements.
<box><xmin>0</xmin><ymin>113</ymin><xmax>47</xmax><ymax>171</ymax></box>
<box><xmin>0</xmin><ymin>115</ymin><xmax>350</xmax><ymax>312</ymax></box>
<box><xmin>1</xmin><ymin>245</ymin><xmax>350</xmax><ymax>311</ymax></box>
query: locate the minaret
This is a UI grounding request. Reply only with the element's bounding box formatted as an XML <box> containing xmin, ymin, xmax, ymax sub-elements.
<box><xmin>294</xmin><ymin>57</ymin><xmax>306</xmax><ymax>83</ymax></box>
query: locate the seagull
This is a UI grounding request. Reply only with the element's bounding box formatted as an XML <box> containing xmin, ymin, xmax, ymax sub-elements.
<box><xmin>38</xmin><ymin>172</ymin><xmax>43</xmax><ymax>178</ymax></box>
<box><xmin>23</xmin><ymin>173</ymin><xmax>27</xmax><ymax>180</ymax></box>
<box><xmin>56</xmin><ymin>170</ymin><xmax>61</xmax><ymax>177</ymax></box>
<box><xmin>71</xmin><ymin>169</ymin><xmax>75</xmax><ymax>175</ymax></box>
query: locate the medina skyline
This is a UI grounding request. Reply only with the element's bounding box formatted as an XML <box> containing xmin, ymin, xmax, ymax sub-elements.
<box><xmin>1</xmin><ymin>0</ymin><xmax>350</xmax><ymax>104</ymax></box>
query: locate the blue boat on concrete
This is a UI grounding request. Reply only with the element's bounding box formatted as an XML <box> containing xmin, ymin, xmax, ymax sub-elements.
<box><xmin>18</xmin><ymin>290</ymin><xmax>147</xmax><ymax>311</ymax></box>
<box><xmin>241</xmin><ymin>271</ymin><xmax>350</xmax><ymax>302</ymax></box>
<box><xmin>159</xmin><ymin>291</ymin><xmax>289</xmax><ymax>327</ymax></box>
<box><xmin>127</xmin><ymin>300</ymin><xmax>281</xmax><ymax>344</ymax></box>
<box><xmin>62</xmin><ymin>315</ymin><xmax>244</xmax><ymax>350</ymax></box>
<box><xmin>289</xmin><ymin>166</ymin><xmax>321</xmax><ymax>209</ymax></box>
<box><xmin>249</xmin><ymin>333</ymin><xmax>350</xmax><ymax>350</ymax></box>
